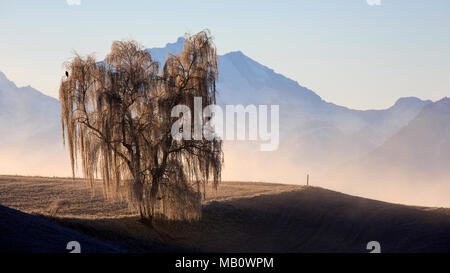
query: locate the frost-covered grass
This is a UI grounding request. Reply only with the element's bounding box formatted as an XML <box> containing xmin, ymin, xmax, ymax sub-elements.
<box><xmin>0</xmin><ymin>175</ymin><xmax>301</xmax><ymax>218</ymax></box>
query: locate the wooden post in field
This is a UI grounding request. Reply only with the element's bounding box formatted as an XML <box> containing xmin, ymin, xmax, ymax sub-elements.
<box><xmin>307</xmin><ymin>174</ymin><xmax>309</xmax><ymax>186</ymax></box>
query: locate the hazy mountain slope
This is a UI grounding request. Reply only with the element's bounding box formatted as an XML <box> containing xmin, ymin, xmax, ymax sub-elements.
<box><xmin>323</xmin><ymin>98</ymin><xmax>450</xmax><ymax>207</ymax></box>
<box><xmin>360</xmin><ymin>97</ymin><xmax>450</xmax><ymax>179</ymax></box>
<box><xmin>0</xmin><ymin>71</ymin><xmax>71</xmax><ymax>176</ymax></box>
<box><xmin>290</xmin><ymin>97</ymin><xmax>431</xmax><ymax>165</ymax></box>
<box><xmin>0</xmin><ymin>71</ymin><xmax>60</xmax><ymax>143</ymax></box>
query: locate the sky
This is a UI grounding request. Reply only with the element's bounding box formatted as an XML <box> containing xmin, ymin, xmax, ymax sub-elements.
<box><xmin>0</xmin><ymin>0</ymin><xmax>449</xmax><ymax>110</ymax></box>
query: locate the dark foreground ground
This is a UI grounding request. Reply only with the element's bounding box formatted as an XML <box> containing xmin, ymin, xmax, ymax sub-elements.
<box><xmin>1</xmin><ymin>176</ymin><xmax>450</xmax><ymax>253</ymax></box>
<box><xmin>0</xmin><ymin>204</ymin><xmax>121</xmax><ymax>253</ymax></box>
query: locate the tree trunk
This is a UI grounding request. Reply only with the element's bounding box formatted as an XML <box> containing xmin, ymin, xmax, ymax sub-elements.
<box><xmin>149</xmin><ymin>172</ymin><xmax>161</xmax><ymax>220</ymax></box>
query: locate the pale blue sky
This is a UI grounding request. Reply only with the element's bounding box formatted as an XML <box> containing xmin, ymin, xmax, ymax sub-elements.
<box><xmin>0</xmin><ymin>0</ymin><xmax>449</xmax><ymax>109</ymax></box>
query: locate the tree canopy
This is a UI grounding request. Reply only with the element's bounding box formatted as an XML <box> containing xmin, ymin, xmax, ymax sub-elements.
<box><xmin>59</xmin><ymin>30</ymin><xmax>223</xmax><ymax>221</ymax></box>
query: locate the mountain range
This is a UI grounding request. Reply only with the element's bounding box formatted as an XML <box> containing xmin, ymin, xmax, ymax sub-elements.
<box><xmin>0</xmin><ymin>38</ymin><xmax>447</xmax><ymax>204</ymax></box>
<box><xmin>148</xmin><ymin>38</ymin><xmax>434</xmax><ymax>182</ymax></box>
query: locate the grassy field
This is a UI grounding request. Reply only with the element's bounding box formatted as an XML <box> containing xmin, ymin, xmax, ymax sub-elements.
<box><xmin>0</xmin><ymin>175</ymin><xmax>302</xmax><ymax>218</ymax></box>
<box><xmin>1</xmin><ymin>175</ymin><xmax>450</xmax><ymax>253</ymax></box>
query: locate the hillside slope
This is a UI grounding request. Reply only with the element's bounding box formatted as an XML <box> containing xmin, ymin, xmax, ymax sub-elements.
<box><xmin>44</xmin><ymin>187</ymin><xmax>450</xmax><ymax>253</ymax></box>
<box><xmin>2</xmin><ymin>177</ymin><xmax>449</xmax><ymax>253</ymax></box>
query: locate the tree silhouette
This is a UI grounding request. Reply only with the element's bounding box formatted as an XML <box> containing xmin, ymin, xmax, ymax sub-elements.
<box><xmin>59</xmin><ymin>31</ymin><xmax>223</xmax><ymax>222</ymax></box>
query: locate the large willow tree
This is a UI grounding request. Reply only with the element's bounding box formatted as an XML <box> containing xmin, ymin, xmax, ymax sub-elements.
<box><xmin>59</xmin><ymin>31</ymin><xmax>223</xmax><ymax>222</ymax></box>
